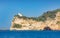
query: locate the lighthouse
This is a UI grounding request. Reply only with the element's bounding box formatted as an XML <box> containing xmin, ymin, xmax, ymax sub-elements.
<box><xmin>18</xmin><ymin>13</ymin><xmax>23</xmax><ymax>17</ymax></box>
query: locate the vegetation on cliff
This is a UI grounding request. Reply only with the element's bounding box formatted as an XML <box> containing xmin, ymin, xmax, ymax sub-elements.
<box><xmin>56</xmin><ymin>21</ymin><xmax>60</xmax><ymax>25</ymax></box>
<box><xmin>38</xmin><ymin>9</ymin><xmax>60</xmax><ymax>21</ymax></box>
<box><xmin>13</xmin><ymin>24</ymin><xmax>22</xmax><ymax>28</ymax></box>
<box><xmin>13</xmin><ymin>9</ymin><xmax>60</xmax><ymax>22</ymax></box>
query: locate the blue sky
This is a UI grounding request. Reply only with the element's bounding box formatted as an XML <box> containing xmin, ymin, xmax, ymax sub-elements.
<box><xmin>0</xmin><ymin>0</ymin><xmax>60</xmax><ymax>29</ymax></box>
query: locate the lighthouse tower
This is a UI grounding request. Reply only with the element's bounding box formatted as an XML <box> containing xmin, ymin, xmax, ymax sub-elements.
<box><xmin>18</xmin><ymin>13</ymin><xmax>23</xmax><ymax>17</ymax></box>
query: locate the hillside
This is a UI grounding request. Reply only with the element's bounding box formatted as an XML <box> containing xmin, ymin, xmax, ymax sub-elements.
<box><xmin>10</xmin><ymin>9</ymin><xmax>60</xmax><ymax>30</ymax></box>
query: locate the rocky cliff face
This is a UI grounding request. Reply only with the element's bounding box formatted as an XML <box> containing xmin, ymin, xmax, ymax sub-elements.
<box><xmin>10</xmin><ymin>9</ymin><xmax>60</xmax><ymax>30</ymax></box>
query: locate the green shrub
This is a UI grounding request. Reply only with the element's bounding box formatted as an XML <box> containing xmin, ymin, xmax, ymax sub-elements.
<box><xmin>13</xmin><ymin>24</ymin><xmax>22</xmax><ymax>28</ymax></box>
<box><xmin>56</xmin><ymin>21</ymin><xmax>60</xmax><ymax>25</ymax></box>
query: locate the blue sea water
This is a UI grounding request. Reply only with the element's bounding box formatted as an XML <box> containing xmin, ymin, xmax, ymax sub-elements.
<box><xmin>0</xmin><ymin>30</ymin><xmax>60</xmax><ymax>38</ymax></box>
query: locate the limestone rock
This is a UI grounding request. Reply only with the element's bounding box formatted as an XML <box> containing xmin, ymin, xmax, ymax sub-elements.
<box><xmin>10</xmin><ymin>11</ymin><xmax>60</xmax><ymax>30</ymax></box>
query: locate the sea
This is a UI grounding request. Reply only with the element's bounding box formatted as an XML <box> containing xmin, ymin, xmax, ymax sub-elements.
<box><xmin>0</xmin><ymin>30</ymin><xmax>60</xmax><ymax>38</ymax></box>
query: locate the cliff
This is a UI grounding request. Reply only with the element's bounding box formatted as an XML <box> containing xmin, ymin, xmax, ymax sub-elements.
<box><xmin>10</xmin><ymin>9</ymin><xmax>60</xmax><ymax>30</ymax></box>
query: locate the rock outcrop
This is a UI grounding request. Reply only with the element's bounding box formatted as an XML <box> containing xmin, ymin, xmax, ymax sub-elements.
<box><xmin>10</xmin><ymin>9</ymin><xmax>60</xmax><ymax>30</ymax></box>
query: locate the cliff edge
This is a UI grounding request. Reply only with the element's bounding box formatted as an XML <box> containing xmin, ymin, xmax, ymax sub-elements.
<box><xmin>10</xmin><ymin>9</ymin><xmax>60</xmax><ymax>30</ymax></box>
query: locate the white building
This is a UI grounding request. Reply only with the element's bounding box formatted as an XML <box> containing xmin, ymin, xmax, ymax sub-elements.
<box><xmin>18</xmin><ymin>13</ymin><xmax>23</xmax><ymax>17</ymax></box>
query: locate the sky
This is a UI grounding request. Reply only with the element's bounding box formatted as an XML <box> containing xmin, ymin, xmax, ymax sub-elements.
<box><xmin>0</xmin><ymin>0</ymin><xmax>60</xmax><ymax>29</ymax></box>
